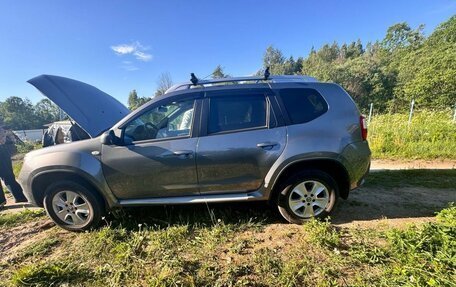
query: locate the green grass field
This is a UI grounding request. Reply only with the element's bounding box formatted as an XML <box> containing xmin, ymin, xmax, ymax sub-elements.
<box><xmin>368</xmin><ymin>110</ymin><xmax>456</xmax><ymax>159</ymax></box>
<box><xmin>2</xmin><ymin>204</ymin><xmax>454</xmax><ymax>287</ymax></box>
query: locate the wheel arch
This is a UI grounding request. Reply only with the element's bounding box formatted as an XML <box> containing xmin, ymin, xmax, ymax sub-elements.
<box><xmin>31</xmin><ymin>170</ymin><xmax>109</xmax><ymax>209</ymax></box>
<box><xmin>269</xmin><ymin>158</ymin><xmax>350</xmax><ymax>203</ymax></box>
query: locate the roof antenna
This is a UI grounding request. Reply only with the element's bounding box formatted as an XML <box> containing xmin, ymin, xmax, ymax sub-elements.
<box><xmin>264</xmin><ymin>67</ymin><xmax>270</xmax><ymax>80</ymax></box>
<box><xmin>190</xmin><ymin>73</ymin><xmax>198</xmax><ymax>85</ymax></box>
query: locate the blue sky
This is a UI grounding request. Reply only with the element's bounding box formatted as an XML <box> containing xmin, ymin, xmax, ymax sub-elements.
<box><xmin>0</xmin><ymin>0</ymin><xmax>455</xmax><ymax>105</ymax></box>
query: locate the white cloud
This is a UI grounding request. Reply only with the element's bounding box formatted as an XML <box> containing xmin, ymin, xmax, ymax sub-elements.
<box><xmin>134</xmin><ymin>51</ymin><xmax>152</xmax><ymax>62</ymax></box>
<box><xmin>111</xmin><ymin>41</ymin><xmax>153</xmax><ymax>65</ymax></box>
<box><xmin>111</xmin><ymin>44</ymin><xmax>136</xmax><ymax>55</ymax></box>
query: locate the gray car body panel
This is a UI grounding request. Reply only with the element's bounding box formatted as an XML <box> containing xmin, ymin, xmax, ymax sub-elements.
<box><xmin>28</xmin><ymin>75</ymin><xmax>130</xmax><ymax>137</ymax></box>
<box><xmin>18</xmin><ymin>138</ymin><xmax>118</xmax><ymax>207</ymax></box>
<box><xmin>19</xmin><ymin>76</ymin><xmax>371</xmax><ymax>209</ymax></box>
<box><xmin>264</xmin><ymin>82</ymin><xmax>370</xmax><ymax>192</ymax></box>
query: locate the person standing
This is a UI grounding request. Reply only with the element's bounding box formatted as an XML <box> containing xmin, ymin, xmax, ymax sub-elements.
<box><xmin>0</xmin><ymin>124</ymin><xmax>27</xmax><ymax>206</ymax></box>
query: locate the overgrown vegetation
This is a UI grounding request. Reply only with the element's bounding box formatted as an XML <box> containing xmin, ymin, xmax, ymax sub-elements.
<box><xmin>380</xmin><ymin>206</ymin><xmax>456</xmax><ymax>286</ymax></box>
<box><xmin>369</xmin><ymin>110</ymin><xmax>456</xmax><ymax>159</ymax></box>
<box><xmin>1</xmin><ymin>201</ymin><xmax>454</xmax><ymax>286</ymax></box>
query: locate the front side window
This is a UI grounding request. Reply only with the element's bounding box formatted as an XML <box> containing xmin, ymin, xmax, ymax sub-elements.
<box><xmin>208</xmin><ymin>95</ymin><xmax>267</xmax><ymax>134</ymax></box>
<box><xmin>124</xmin><ymin>99</ymin><xmax>194</xmax><ymax>142</ymax></box>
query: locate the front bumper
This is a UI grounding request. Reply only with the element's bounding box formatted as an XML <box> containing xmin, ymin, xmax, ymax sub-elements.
<box><xmin>17</xmin><ymin>156</ymin><xmax>38</xmax><ymax>206</ymax></box>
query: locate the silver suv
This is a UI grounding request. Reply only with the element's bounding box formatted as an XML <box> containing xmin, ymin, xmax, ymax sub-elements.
<box><xmin>19</xmin><ymin>72</ymin><xmax>371</xmax><ymax>231</ymax></box>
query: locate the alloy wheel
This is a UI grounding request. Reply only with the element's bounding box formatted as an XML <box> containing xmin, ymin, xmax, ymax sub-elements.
<box><xmin>287</xmin><ymin>180</ymin><xmax>330</xmax><ymax>218</ymax></box>
<box><xmin>51</xmin><ymin>190</ymin><xmax>92</xmax><ymax>226</ymax></box>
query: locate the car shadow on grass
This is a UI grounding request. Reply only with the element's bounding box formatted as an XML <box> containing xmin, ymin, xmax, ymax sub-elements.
<box><xmin>110</xmin><ymin>169</ymin><xmax>456</xmax><ymax>229</ymax></box>
<box><xmin>109</xmin><ymin>201</ymin><xmax>284</xmax><ymax>230</ymax></box>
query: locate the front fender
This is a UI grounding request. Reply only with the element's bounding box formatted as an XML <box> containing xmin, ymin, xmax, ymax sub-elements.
<box><xmin>19</xmin><ymin>150</ymin><xmax>117</xmax><ymax>207</ymax></box>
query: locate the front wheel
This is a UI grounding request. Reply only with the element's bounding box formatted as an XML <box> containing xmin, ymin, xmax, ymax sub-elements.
<box><xmin>277</xmin><ymin>170</ymin><xmax>338</xmax><ymax>224</ymax></box>
<box><xmin>43</xmin><ymin>181</ymin><xmax>105</xmax><ymax>231</ymax></box>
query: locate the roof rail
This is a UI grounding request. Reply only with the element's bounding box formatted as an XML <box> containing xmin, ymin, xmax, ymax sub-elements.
<box><xmin>165</xmin><ymin>74</ymin><xmax>318</xmax><ymax>94</ymax></box>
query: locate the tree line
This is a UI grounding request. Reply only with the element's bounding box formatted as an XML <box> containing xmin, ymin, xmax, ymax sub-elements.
<box><xmin>2</xmin><ymin>16</ymin><xmax>454</xmax><ymax>129</ymax></box>
<box><xmin>259</xmin><ymin>16</ymin><xmax>455</xmax><ymax>113</ymax></box>
<box><xmin>0</xmin><ymin>98</ymin><xmax>62</xmax><ymax>130</ymax></box>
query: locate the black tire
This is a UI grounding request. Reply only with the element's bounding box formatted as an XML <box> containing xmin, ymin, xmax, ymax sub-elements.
<box><xmin>43</xmin><ymin>181</ymin><xmax>105</xmax><ymax>231</ymax></box>
<box><xmin>277</xmin><ymin>170</ymin><xmax>338</xmax><ymax>224</ymax></box>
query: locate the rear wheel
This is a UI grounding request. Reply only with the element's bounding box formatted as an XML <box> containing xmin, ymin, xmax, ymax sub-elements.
<box><xmin>277</xmin><ymin>170</ymin><xmax>338</xmax><ymax>224</ymax></box>
<box><xmin>43</xmin><ymin>181</ymin><xmax>104</xmax><ymax>231</ymax></box>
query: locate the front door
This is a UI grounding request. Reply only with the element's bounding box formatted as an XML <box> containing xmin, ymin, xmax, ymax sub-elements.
<box><xmin>101</xmin><ymin>97</ymin><xmax>200</xmax><ymax>199</ymax></box>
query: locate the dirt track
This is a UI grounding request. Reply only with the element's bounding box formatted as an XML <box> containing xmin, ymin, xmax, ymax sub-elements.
<box><xmin>370</xmin><ymin>159</ymin><xmax>456</xmax><ymax>170</ymax></box>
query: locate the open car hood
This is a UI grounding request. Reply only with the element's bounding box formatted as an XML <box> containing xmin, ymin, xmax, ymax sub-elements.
<box><xmin>28</xmin><ymin>75</ymin><xmax>129</xmax><ymax>137</ymax></box>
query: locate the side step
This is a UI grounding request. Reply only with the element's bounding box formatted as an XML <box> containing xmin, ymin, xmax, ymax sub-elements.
<box><xmin>118</xmin><ymin>191</ymin><xmax>264</xmax><ymax>206</ymax></box>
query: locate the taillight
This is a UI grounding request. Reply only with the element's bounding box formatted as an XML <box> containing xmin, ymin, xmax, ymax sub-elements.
<box><xmin>360</xmin><ymin>115</ymin><xmax>368</xmax><ymax>140</ymax></box>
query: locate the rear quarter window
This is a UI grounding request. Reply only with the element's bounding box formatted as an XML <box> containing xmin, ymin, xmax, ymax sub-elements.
<box><xmin>279</xmin><ymin>88</ymin><xmax>328</xmax><ymax>124</ymax></box>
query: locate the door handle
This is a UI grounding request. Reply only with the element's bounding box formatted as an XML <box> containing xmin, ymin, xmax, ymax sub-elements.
<box><xmin>173</xmin><ymin>150</ymin><xmax>193</xmax><ymax>156</ymax></box>
<box><xmin>256</xmin><ymin>142</ymin><xmax>278</xmax><ymax>150</ymax></box>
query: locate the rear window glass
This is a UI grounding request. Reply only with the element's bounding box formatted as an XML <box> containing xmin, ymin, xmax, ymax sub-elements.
<box><xmin>279</xmin><ymin>88</ymin><xmax>328</xmax><ymax>124</ymax></box>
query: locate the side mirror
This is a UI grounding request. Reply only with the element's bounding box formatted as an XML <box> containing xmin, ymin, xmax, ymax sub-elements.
<box><xmin>100</xmin><ymin>130</ymin><xmax>119</xmax><ymax>145</ymax></box>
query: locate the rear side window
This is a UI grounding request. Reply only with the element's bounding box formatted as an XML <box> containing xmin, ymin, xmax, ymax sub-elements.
<box><xmin>279</xmin><ymin>88</ymin><xmax>328</xmax><ymax>124</ymax></box>
<box><xmin>208</xmin><ymin>95</ymin><xmax>267</xmax><ymax>134</ymax></box>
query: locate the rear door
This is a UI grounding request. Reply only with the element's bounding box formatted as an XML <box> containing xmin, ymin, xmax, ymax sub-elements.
<box><xmin>196</xmin><ymin>89</ymin><xmax>286</xmax><ymax>194</ymax></box>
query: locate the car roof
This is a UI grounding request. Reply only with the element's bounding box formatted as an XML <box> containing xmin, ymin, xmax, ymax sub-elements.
<box><xmin>165</xmin><ymin>75</ymin><xmax>318</xmax><ymax>94</ymax></box>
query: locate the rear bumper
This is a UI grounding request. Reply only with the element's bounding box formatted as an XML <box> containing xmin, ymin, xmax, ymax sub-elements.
<box><xmin>356</xmin><ymin>161</ymin><xmax>371</xmax><ymax>187</ymax></box>
<box><xmin>339</xmin><ymin>140</ymin><xmax>371</xmax><ymax>191</ymax></box>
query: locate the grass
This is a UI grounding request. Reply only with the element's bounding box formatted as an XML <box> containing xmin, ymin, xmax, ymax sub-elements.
<box><xmin>365</xmin><ymin>169</ymin><xmax>456</xmax><ymax>189</ymax></box>
<box><xmin>379</xmin><ymin>209</ymin><xmax>456</xmax><ymax>286</ymax></box>
<box><xmin>368</xmin><ymin>110</ymin><xmax>456</xmax><ymax>159</ymax></box>
<box><xmin>20</xmin><ymin>237</ymin><xmax>60</xmax><ymax>258</ymax></box>
<box><xmin>2</xmin><ymin>202</ymin><xmax>454</xmax><ymax>286</ymax></box>
<box><xmin>12</xmin><ymin>160</ymin><xmax>23</xmax><ymax>178</ymax></box>
<box><xmin>0</xmin><ymin>209</ymin><xmax>46</xmax><ymax>227</ymax></box>
<box><xmin>11</xmin><ymin>261</ymin><xmax>93</xmax><ymax>287</ymax></box>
